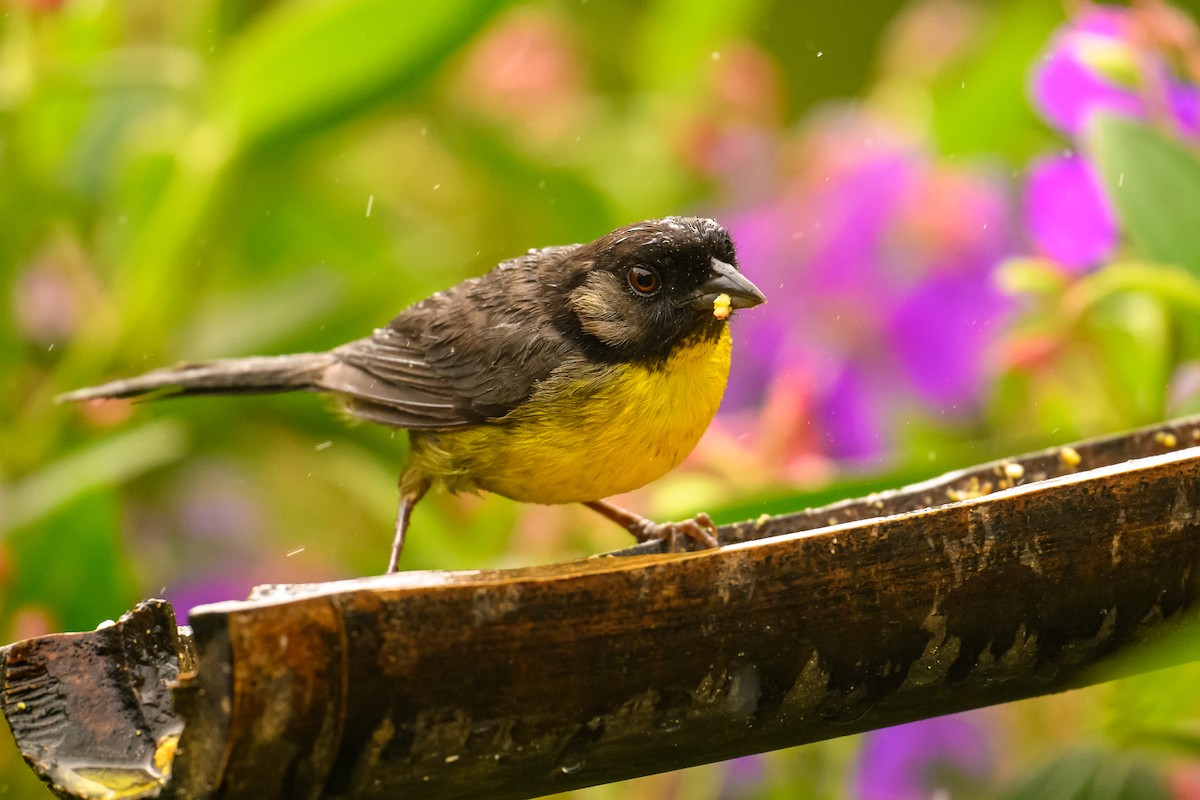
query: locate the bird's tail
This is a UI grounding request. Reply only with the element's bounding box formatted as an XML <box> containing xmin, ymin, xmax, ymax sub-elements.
<box><xmin>56</xmin><ymin>353</ymin><xmax>338</xmax><ymax>403</ymax></box>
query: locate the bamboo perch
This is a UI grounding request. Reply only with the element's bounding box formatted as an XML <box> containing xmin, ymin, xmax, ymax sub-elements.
<box><xmin>3</xmin><ymin>417</ymin><xmax>1200</xmax><ymax>800</ymax></box>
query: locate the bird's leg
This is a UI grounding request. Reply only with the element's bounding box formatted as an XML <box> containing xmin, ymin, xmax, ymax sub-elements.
<box><xmin>387</xmin><ymin>478</ymin><xmax>429</xmax><ymax>573</ymax></box>
<box><xmin>583</xmin><ymin>499</ymin><xmax>720</xmax><ymax>552</ymax></box>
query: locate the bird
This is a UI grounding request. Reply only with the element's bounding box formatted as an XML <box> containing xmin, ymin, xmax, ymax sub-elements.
<box><xmin>59</xmin><ymin>216</ymin><xmax>766</xmax><ymax>572</ymax></box>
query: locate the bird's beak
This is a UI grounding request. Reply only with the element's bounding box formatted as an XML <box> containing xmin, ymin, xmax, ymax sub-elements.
<box><xmin>693</xmin><ymin>258</ymin><xmax>767</xmax><ymax>311</ymax></box>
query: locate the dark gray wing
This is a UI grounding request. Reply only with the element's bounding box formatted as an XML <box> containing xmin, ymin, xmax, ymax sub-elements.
<box><xmin>320</xmin><ymin>247</ymin><xmax>581</xmax><ymax>429</ymax></box>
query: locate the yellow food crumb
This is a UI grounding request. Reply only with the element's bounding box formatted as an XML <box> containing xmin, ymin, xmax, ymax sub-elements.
<box><xmin>1155</xmin><ymin>431</ymin><xmax>1178</xmax><ymax>448</ymax></box>
<box><xmin>947</xmin><ymin>476</ymin><xmax>993</xmax><ymax>502</ymax></box>
<box><xmin>16</xmin><ymin>702</ymin><xmax>26</xmax><ymax>711</ymax></box>
<box><xmin>1004</xmin><ymin>462</ymin><xmax>1024</xmax><ymax>481</ymax></box>
<box><xmin>1059</xmin><ymin>446</ymin><xmax>1082</xmax><ymax>468</ymax></box>
<box><xmin>755</xmin><ymin>513</ymin><xmax>771</xmax><ymax>527</ymax></box>
<box><xmin>153</xmin><ymin>734</ymin><xmax>179</xmax><ymax>778</ymax></box>
<box><xmin>713</xmin><ymin>293</ymin><xmax>732</xmax><ymax>320</ymax></box>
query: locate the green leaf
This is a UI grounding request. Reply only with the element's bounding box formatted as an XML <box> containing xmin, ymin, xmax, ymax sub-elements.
<box><xmin>636</xmin><ymin>0</ymin><xmax>764</xmax><ymax>95</ymax></box>
<box><xmin>179</xmin><ymin>268</ymin><xmax>346</xmax><ymax>357</ymax></box>
<box><xmin>211</xmin><ymin>0</ymin><xmax>507</xmax><ymax>153</ymax></box>
<box><xmin>1104</xmin><ymin>661</ymin><xmax>1200</xmax><ymax>754</ymax></box>
<box><xmin>931</xmin><ymin>0</ymin><xmax>1063</xmax><ymax>160</ymax></box>
<box><xmin>1083</xmin><ymin>291</ymin><xmax>1171</xmax><ymax>423</ymax></box>
<box><xmin>1087</xmin><ymin>113</ymin><xmax>1200</xmax><ymax>276</ymax></box>
<box><xmin>1067</xmin><ymin>261</ymin><xmax>1200</xmax><ymax>315</ymax></box>
<box><xmin>999</xmin><ymin>749</ymin><xmax>1169</xmax><ymax>800</ymax></box>
<box><xmin>5</xmin><ymin>491</ymin><xmax>140</xmax><ymax>634</ymax></box>
<box><xmin>996</xmin><ymin>257</ymin><xmax>1072</xmax><ymax>298</ymax></box>
<box><xmin>2</xmin><ymin>420</ymin><xmax>188</xmax><ymax>535</ymax></box>
<box><xmin>1096</xmin><ymin>623</ymin><xmax>1200</xmax><ymax>754</ymax></box>
<box><xmin>442</xmin><ymin>121</ymin><xmax>616</xmax><ymax>245</ymax></box>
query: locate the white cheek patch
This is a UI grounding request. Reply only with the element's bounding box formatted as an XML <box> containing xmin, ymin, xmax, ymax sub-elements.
<box><xmin>570</xmin><ymin>271</ymin><xmax>644</xmax><ymax>348</ymax></box>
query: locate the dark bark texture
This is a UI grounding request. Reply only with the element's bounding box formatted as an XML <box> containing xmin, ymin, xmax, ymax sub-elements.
<box><xmin>3</xmin><ymin>417</ymin><xmax>1200</xmax><ymax>800</ymax></box>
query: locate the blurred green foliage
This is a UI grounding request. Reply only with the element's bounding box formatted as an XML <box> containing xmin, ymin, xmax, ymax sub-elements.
<box><xmin>4</xmin><ymin>0</ymin><xmax>1200</xmax><ymax>798</ymax></box>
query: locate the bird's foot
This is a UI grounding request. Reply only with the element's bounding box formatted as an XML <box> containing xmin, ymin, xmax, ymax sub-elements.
<box><xmin>629</xmin><ymin>512</ymin><xmax>720</xmax><ymax>552</ymax></box>
<box><xmin>583</xmin><ymin>500</ymin><xmax>721</xmax><ymax>552</ymax></box>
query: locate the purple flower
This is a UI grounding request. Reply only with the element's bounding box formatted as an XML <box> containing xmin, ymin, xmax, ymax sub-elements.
<box><xmin>162</xmin><ymin>576</ymin><xmax>253</xmax><ymax>623</ymax></box>
<box><xmin>888</xmin><ymin>268</ymin><xmax>1011</xmax><ymax>408</ymax></box>
<box><xmin>1020</xmin><ymin>5</ymin><xmax>1200</xmax><ymax>276</ymax></box>
<box><xmin>720</xmin><ymin>110</ymin><xmax>1016</xmax><ymax>461</ymax></box>
<box><xmin>1031</xmin><ymin>9</ymin><xmax>1144</xmax><ymax>136</ymax></box>
<box><xmin>1024</xmin><ymin>153</ymin><xmax>1118</xmax><ymax>271</ymax></box>
<box><xmin>851</xmin><ymin>713</ymin><xmax>993</xmax><ymax>800</ymax></box>
<box><xmin>721</xmin><ymin>201</ymin><xmax>798</xmax><ymax>414</ymax></box>
<box><xmin>1030</xmin><ymin>6</ymin><xmax>1200</xmax><ymax>140</ymax></box>
<box><xmin>816</xmin><ymin>364</ymin><xmax>885</xmax><ymax>460</ymax></box>
<box><xmin>719</xmin><ymin>754</ymin><xmax>766</xmax><ymax>799</ymax></box>
<box><xmin>1169</xmin><ymin>79</ymin><xmax>1200</xmax><ymax>135</ymax></box>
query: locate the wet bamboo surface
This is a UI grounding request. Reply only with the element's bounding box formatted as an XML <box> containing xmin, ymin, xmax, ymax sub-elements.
<box><xmin>3</xmin><ymin>416</ymin><xmax>1199</xmax><ymax>799</ymax></box>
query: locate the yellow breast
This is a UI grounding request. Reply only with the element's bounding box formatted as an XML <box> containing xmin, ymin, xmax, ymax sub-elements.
<box><xmin>406</xmin><ymin>327</ymin><xmax>732</xmax><ymax>504</ymax></box>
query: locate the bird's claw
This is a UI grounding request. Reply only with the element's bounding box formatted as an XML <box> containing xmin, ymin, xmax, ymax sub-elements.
<box><xmin>635</xmin><ymin>512</ymin><xmax>720</xmax><ymax>552</ymax></box>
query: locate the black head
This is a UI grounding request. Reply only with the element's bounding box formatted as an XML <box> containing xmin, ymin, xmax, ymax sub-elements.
<box><xmin>558</xmin><ymin>217</ymin><xmax>765</xmax><ymax>363</ymax></box>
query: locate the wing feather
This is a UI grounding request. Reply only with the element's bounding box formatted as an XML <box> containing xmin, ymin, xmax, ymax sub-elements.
<box><xmin>319</xmin><ymin>246</ymin><xmax>583</xmax><ymax>428</ymax></box>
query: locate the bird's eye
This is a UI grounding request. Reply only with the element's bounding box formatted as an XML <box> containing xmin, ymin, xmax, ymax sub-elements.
<box><xmin>628</xmin><ymin>266</ymin><xmax>660</xmax><ymax>295</ymax></box>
